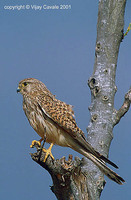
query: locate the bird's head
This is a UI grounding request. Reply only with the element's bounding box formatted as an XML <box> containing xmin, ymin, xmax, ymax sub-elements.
<box><xmin>17</xmin><ymin>78</ymin><xmax>45</xmax><ymax>96</ymax></box>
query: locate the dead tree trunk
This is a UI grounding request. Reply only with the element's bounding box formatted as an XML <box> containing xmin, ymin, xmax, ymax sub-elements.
<box><xmin>31</xmin><ymin>0</ymin><xmax>131</xmax><ymax>199</ymax></box>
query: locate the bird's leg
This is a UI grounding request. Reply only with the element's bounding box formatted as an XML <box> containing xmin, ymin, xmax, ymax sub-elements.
<box><xmin>42</xmin><ymin>143</ymin><xmax>54</xmax><ymax>162</ymax></box>
<box><xmin>30</xmin><ymin>127</ymin><xmax>54</xmax><ymax>162</ymax></box>
<box><xmin>30</xmin><ymin>127</ymin><xmax>47</xmax><ymax>148</ymax></box>
<box><xmin>38</xmin><ymin>129</ymin><xmax>47</xmax><ymax>160</ymax></box>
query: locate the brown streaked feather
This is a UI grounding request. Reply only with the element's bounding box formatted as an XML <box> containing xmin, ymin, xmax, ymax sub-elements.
<box><xmin>38</xmin><ymin>92</ymin><xmax>86</xmax><ymax>139</ymax></box>
<box><xmin>18</xmin><ymin>78</ymin><xmax>125</xmax><ymax>184</ymax></box>
<box><xmin>19</xmin><ymin>78</ymin><xmax>118</xmax><ymax>168</ymax></box>
<box><xmin>38</xmin><ymin>97</ymin><xmax>118</xmax><ymax>169</ymax></box>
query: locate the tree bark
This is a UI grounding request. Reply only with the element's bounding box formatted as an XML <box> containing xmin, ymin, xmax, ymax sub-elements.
<box><xmin>31</xmin><ymin>0</ymin><xmax>130</xmax><ymax>200</ymax></box>
<box><xmin>86</xmin><ymin>0</ymin><xmax>126</xmax><ymax>198</ymax></box>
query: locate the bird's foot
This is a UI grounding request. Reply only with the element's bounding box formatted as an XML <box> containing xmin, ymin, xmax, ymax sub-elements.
<box><xmin>42</xmin><ymin>143</ymin><xmax>54</xmax><ymax>162</ymax></box>
<box><xmin>30</xmin><ymin>140</ymin><xmax>41</xmax><ymax>148</ymax></box>
<box><xmin>30</xmin><ymin>140</ymin><xmax>54</xmax><ymax>162</ymax></box>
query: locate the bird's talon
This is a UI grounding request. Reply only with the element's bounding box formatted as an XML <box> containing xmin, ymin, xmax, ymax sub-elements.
<box><xmin>42</xmin><ymin>143</ymin><xmax>54</xmax><ymax>162</ymax></box>
<box><xmin>30</xmin><ymin>140</ymin><xmax>41</xmax><ymax>148</ymax></box>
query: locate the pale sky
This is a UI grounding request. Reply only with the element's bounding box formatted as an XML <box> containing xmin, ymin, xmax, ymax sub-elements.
<box><xmin>0</xmin><ymin>0</ymin><xmax>131</xmax><ymax>199</ymax></box>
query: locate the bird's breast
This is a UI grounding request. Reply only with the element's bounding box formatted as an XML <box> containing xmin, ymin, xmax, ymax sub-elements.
<box><xmin>26</xmin><ymin>111</ymin><xmax>70</xmax><ymax>147</ymax></box>
<box><xmin>23</xmin><ymin>98</ymin><xmax>71</xmax><ymax>147</ymax></box>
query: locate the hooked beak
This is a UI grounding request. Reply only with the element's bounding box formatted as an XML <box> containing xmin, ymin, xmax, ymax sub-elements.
<box><xmin>17</xmin><ymin>87</ymin><xmax>21</xmax><ymax>93</ymax></box>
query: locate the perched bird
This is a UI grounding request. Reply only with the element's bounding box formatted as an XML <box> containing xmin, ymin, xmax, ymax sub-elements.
<box><xmin>17</xmin><ymin>78</ymin><xmax>125</xmax><ymax>184</ymax></box>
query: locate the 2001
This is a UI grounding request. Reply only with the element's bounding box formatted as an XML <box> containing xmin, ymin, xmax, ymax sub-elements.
<box><xmin>60</xmin><ymin>5</ymin><xmax>71</xmax><ymax>9</ymax></box>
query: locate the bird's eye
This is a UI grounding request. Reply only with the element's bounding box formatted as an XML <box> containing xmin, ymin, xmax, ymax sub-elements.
<box><xmin>22</xmin><ymin>82</ymin><xmax>28</xmax><ymax>87</ymax></box>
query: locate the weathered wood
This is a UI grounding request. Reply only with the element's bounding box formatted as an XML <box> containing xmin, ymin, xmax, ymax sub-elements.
<box><xmin>86</xmin><ymin>0</ymin><xmax>126</xmax><ymax>198</ymax></box>
<box><xmin>31</xmin><ymin>144</ymin><xmax>89</xmax><ymax>200</ymax></box>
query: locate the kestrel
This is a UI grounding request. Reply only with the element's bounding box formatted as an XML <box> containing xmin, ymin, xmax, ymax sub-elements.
<box><xmin>17</xmin><ymin>78</ymin><xmax>125</xmax><ymax>184</ymax></box>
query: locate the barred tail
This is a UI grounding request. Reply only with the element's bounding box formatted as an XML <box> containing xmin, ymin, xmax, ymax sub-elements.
<box><xmin>85</xmin><ymin>152</ymin><xmax>125</xmax><ymax>185</ymax></box>
<box><xmin>71</xmin><ymin>144</ymin><xmax>125</xmax><ymax>185</ymax></box>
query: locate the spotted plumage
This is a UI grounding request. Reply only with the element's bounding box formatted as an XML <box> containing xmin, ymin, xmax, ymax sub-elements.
<box><xmin>17</xmin><ymin>78</ymin><xmax>125</xmax><ymax>185</ymax></box>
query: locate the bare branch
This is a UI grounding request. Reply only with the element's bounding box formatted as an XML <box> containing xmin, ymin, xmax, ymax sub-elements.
<box><xmin>30</xmin><ymin>144</ymin><xmax>90</xmax><ymax>200</ymax></box>
<box><xmin>113</xmin><ymin>88</ymin><xmax>131</xmax><ymax>126</ymax></box>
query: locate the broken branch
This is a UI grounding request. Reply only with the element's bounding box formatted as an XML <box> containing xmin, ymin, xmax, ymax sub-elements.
<box><xmin>113</xmin><ymin>88</ymin><xmax>131</xmax><ymax>126</ymax></box>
